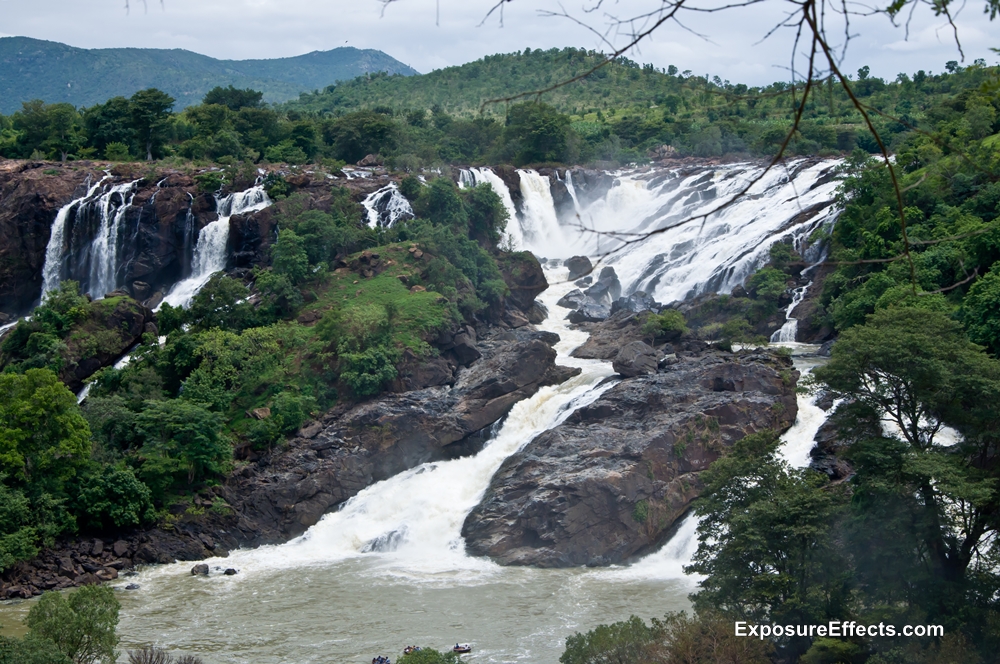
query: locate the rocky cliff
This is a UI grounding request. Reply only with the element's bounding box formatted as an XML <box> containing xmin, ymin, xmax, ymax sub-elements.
<box><xmin>0</xmin><ymin>160</ymin><xmax>395</xmax><ymax>319</ymax></box>
<box><xmin>462</xmin><ymin>344</ymin><xmax>798</xmax><ymax>567</ymax></box>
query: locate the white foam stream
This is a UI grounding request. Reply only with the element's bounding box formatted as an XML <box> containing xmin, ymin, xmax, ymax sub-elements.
<box><xmin>159</xmin><ymin>186</ymin><xmax>270</xmax><ymax>309</ymax></box>
<box><xmin>40</xmin><ymin>173</ymin><xmax>112</xmax><ymax>296</ymax></box>
<box><xmin>363</xmin><ymin>183</ymin><xmax>414</xmax><ymax>229</ymax></box>
<box><xmin>770</xmin><ymin>281</ymin><xmax>813</xmax><ymax>343</ymax></box>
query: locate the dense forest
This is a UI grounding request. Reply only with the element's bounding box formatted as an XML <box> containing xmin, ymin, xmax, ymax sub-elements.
<box><xmin>1</xmin><ymin>48</ymin><xmax>997</xmax><ymax>167</ymax></box>
<box><xmin>1</xmin><ymin>46</ymin><xmax>1000</xmax><ymax>664</ymax></box>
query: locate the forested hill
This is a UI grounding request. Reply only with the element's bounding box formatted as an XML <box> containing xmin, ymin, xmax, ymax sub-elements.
<box><xmin>0</xmin><ymin>37</ymin><xmax>418</xmax><ymax>113</ymax></box>
<box><xmin>288</xmin><ymin>48</ymin><xmax>679</xmax><ymax>116</ymax></box>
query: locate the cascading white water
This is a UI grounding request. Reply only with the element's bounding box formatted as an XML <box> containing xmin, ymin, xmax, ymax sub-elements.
<box><xmin>40</xmin><ymin>174</ymin><xmax>112</xmax><ymax>296</ymax></box>
<box><xmin>87</xmin><ymin>180</ymin><xmax>140</xmax><ymax>297</ymax></box>
<box><xmin>159</xmin><ymin>186</ymin><xmax>271</xmax><ymax>309</ymax></box>
<box><xmin>460</xmin><ymin>161</ymin><xmax>840</xmax><ymax>306</ymax></box>
<box><xmin>770</xmin><ymin>281</ymin><xmax>813</xmax><ymax>343</ymax></box>
<box><xmin>460</xmin><ymin>168</ymin><xmax>524</xmax><ymax>249</ymax></box>
<box><xmin>518</xmin><ymin>170</ymin><xmax>570</xmax><ymax>253</ymax></box>
<box><xmin>362</xmin><ymin>183</ymin><xmax>414</xmax><ymax>229</ymax></box>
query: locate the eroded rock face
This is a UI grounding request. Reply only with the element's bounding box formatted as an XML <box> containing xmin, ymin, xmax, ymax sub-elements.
<box><xmin>461</xmin><ymin>347</ymin><xmax>798</xmax><ymax>567</ymax></box>
<box><xmin>229</xmin><ymin>328</ymin><xmax>581</xmax><ymax>544</ymax></box>
<box><xmin>612</xmin><ymin>341</ymin><xmax>662</xmax><ymax>377</ymax></box>
<box><xmin>499</xmin><ymin>252</ymin><xmax>548</xmax><ymax>311</ymax></box>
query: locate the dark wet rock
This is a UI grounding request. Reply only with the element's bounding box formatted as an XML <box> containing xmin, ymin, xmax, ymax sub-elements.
<box><xmin>524</xmin><ymin>302</ymin><xmax>547</xmax><ymax>324</ymax></box>
<box><xmin>462</xmin><ymin>348</ymin><xmax>799</xmax><ymax>567</ymax></box>
<box><xmin>818</xmin><ymin>340</ymin><xmax>835</xmax><ymax>357</ymax></box>
<box><xmin>125</xmin><ymin>583</ymin><xmax>140</xmax><ymax>590</ymax></box>
<box><xmin>584</xmin><ymin>267</ymin><xmax>622</xmax><ymax>305</ymax></box>
<box><xmin>565</xmin><ymin>256</ymin><xmax>593</xmax><ymax>280</ymax></box>
<box><xmin>571</xmin><ymin>310</ymin><xmax>653</xmax><ymax>361</ymax></box>
<box><xmin>610</xmin><ymin>291</ymin><xmax>660</xmax><ymax>315</ymax></box>
<box><xmin>567</xmin><ymin>301</ymin><xmax>610</xmax><ymax>323</ymax></box>
<box><xmin>574</xmin><ymin>276</ymin><xmax>593</xmax><ymax>287</ymax></box>
<box><xmin>809</xmin><ymin>402</ymin><xmax>880</xmax><ymax>481</ymax></box>
<box><xmin>191</xmin><ymin>564</ymin><xmax>209</xmax><ymax>576</ymax></box>
<box><xmin>499</xmin><ymin>252</ymin><xmax>547</xmax><ymax>311</ymax></box>
<box><xmin>556</xmin><ymin>289</ymin><xmax>588</xmax><ymax>309</ymax></box>
<box><xmin>390</xmin><ymin>350</ymin><xmax>455</xmax><ymax>392</ymax></box>
<box><xmin>229</xmin><ymin>329</ymin><xmax>580</xmax><ymax>545</ymax></box>
<box><xmin>224</xmin><ymin>568</ymin><xmax>239</xmax><ymax>576</ymax></box>
<box><xmin>612</xmin><ymin>341</ymin><xmax>662</xmax><ymax>377</ymax></box>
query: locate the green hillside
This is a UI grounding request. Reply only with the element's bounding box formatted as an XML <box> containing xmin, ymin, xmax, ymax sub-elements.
<box><xmin>288</xmin><ymin>47</ymin><xmax>678</xmax><ymax>117</ymax></box>
<box><xmin>0</xmin><ymin>37</ymin><xmax>419</xmax><ymax>113</ymax></box>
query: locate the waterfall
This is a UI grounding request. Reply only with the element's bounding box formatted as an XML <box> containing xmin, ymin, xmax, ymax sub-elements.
<box><xmin>770</xmin><ymin>281</ymin><xmax>813</xmax><ymax>343</ymax></box>
<box><xmin>87</xmin><ymin>180</ymin><xmax>140</xmax><ymax>297</ymax></box>
<box><xmin>563</xmin><ymin>170</ymin><xmax>584</xmax><ymax>216</ymax></box>
<box><xmin>461</xmin><ymin>168</ymin><xmax>524</xmax><ymax>249</ymax></box>
<box><xmin>159</xmin><ymin>186</ymin><xmax>271</xmax><ymax>309</ymax></box>
<box><xmin>40</xmin><ymin>174</ymin><xmax>112</xmax><ymax>297</ymax></box>
<box><xmin>361</xmin><ymin>183</ymin><xmax>414</xmax><ymax>229</ymax></box>
<box><xmin>517</xmin><ymin>169</ymin><xmax>573</xmax><ymax>254</ymax></box>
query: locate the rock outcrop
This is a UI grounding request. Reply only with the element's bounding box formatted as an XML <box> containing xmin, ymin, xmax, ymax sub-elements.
<box><xmin>228</xmin><ymin>328</ymin><xmax>580</xmax><ymax>544</ymax></box>
<box><xmin>462</xmin><ymin>347</ymin><xmax>798</xmax><ymax>567</ymax></box>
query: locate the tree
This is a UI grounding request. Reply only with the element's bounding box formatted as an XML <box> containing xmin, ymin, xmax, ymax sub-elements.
<box><xmin>74</xmin><ymin>464</ymin><xmax>155</xmax><ymax>531</ymax></box>
<box><xmin>129</xmin><ymin>89</ymin><xmax>175</xmax><ymax>161</ymax></box>
<box><xmin>202</xmin><ymin>85</ymin><xmax>263</xmax><ymax>111</ymax></box>
<box><xmin>25</xmin><ymin>585</ymin><xmax>120</xmax><ymax>664</ymax></box>
<box><xmin>686</xmin><ymin>431</ymin><xmax>849</xmax><ymax>638</ymax></box>
<box><xmin>0</xmin><ymin>635</ymin><xmax>72</xmax><ymax>664</ymax></box>
<box><xmin>135</xmin><ymin>399</ymin><xmax>228</xmax><ymax>490</ymax></box>
<box><xmin>0</xmin><ymin>482</ymin><xmax>39</xmax><ymax>572</ymax></box>
<box><xmin>964</xmin><ymin>264</ymin><xmax>1000</xmax><ymax>356</ymax></box>
<box><xmin>0</xmin><ymin>369</ymin><xmax>91</xmax><ymax>487</ymax></box>
<box><xmin>271</xmin><ymin>229</ymin><xmax>310</xmax><ymax>284</ymax></box>
<box><xmin>814</xmin><ymin>307</ymin><xmax>1000</xmax><ymax>595</ymax></box>
<box><xmin>561</xmin><ymin>615</ymin><xmax>663</xmax><ymax>664</ymax></box>
<box><xmin>503</xmin><ymin>102</ymin><xmax>571</xmax><ymax>165</ymax></box>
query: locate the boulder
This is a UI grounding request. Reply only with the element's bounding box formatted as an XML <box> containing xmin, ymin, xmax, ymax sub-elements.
<box><xmin>191</xmin><ymin>564</ymin><xmax>209</xmax><ymax>576</ymax></box>
<box><xmin>499</xmin><ymin>252</ymin><xmax>548</xmax><ymax>310</ymax></box>
<box><xmin>612</xmin><ymin>341</ymin><xmax>662</xmax><ymax>377</ymax></box>
<box><xmin>567</xmin><ymin>301</ymin><xmax>610</xmax><ymax>323</ymax></box>
<box><xmin>584</xmin><ymin>267</ymin><xmax>622</xmax><ymax>304</ymax></box>
<box><xmin>556</xmin><ymin>289</ymin><xmax>588</xmax><ymax>309</ymax></box>
<box><xmin>462</xmin><ymin>348</ymin><xmax>799</xmax><ymax>567</ymax></box>
<box><xmin>610</xmin><ymin>291</ymin><xmax>660</xmax><ymax>315</ymax></box>
<box><xmin>565</xmin><ymin>256</ymin><xmax>593</xmax><ymax>280</ymax></box>
<box><xmin>224</xmin><ymin>568</ymin><xmax>239</xmax><ymax>576</ymax></box>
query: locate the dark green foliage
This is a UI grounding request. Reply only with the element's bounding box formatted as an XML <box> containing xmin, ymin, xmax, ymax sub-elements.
<box><xmin>25</xmin><ymin>585</ymin><xmax>120</xmax><ymax>664</ymax></box>
<box><xmin>73</xmin><ymin>464</ymin><xmax>154</xmax><ymax>531</ymax></box>
<box><xmin>687</xmin><ymin>431</ymin><xmax>849</xmax><ymax>636</ymax></box>
<box><xmin>964</xmin><ymin>263</ymin><xmax>1000</xmax><ymax>355</ymax></box>
<box><xmin>0</xmin><ymin>482</ymin><xmax>38</xmax><ymax>572</ymax></box>
<box><xmin>412</xmin><ymin>178</ymin><xmax>468</xmax><ymax>230</ymax></box>
<box><xmin>0</xmin><ymin>635</ymin><xmax>72</xmax><ymax>664</ymax></box>
<box><xmin>398</xmin><ymin>649</ymin><xmax>460</xmax><ymax>664</ymax></box>
<box><xmin>640</xmin><ymin>309</ymin><xmax>688</xmax><ymax>340</ymax></box>
<box><xmin>398</xmin><ymin>174</ymin><xmax>422</xmax><ymax>201</ymax></box>
<box><xmin>135</xmin><ymin>399</ymin><xmax>228</xmax><ymax>492</ymax></box>
<box><xmin>271</xmin><ymin>229</ymin><xmax>312</xmax><ymax>284</ymax></box>
<box><xmin>0</xmin><ymin>368</ymin><xmax>91</xmax><ymax>488</ymax></box>
<box><xmin>202</xmin><ymin>86</ymin><xmax>263</xmax><ymax>111</ymax></box>
<box><xmin>129</xmin><ymin>88</ymin><xmax>174</xmax><ymax>161</ymax></box>
<box><xmin>746</xmin><ymin>266</ymin><xmax>787</xmax><ymax>302</ymax></box>
<box><xmin>561</xmin><ymin>615</ymin><xmax>662</xmax><ymax>664</ymax></box>
<box><xmin>504</xmin><ymin>102</ymin><xmax>571</xmax><ymax>165</ymax></box>
<box><xmin>185</xmin><ymin>274</ymin><xmax>259</xmax><ymax>331</ymax></box>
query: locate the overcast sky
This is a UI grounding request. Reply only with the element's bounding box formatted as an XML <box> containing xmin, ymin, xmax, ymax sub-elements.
<box><xmin>0</xmin><ymin>0</ymin><xmax>995</xmax><ymax>85</ymax></box>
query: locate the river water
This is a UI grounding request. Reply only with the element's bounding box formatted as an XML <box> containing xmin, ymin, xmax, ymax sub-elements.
<box><xmin>2</xmin><ymin>158</ymin><xmax>840</xmax><ymax>661</ymax></box>
<box><xmin>0</xmin><ymin>274</ymin><xmax>832</xmax><ymax>664</ymax></box>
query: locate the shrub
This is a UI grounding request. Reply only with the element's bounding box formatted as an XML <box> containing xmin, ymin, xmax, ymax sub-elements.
<box><xmin>102</xmin><ymin>142</ymin><xmax>131</xmax><ymax>162</ymax></box>
<box><xmin>641</xmin><ymin>309</ymin><xmax>688</xmax><ymax>340</ymax></box>
<box><xmin>339</xmin><ymin>346</ymin><xmax>399</xmax><ymax>397</ymax></box>
<box><xmin>399</xmin><ymin>649</ymin><xmax>460</xmax><ymax>664</ymax></box>
<box><xmin>0</xmin><ymin>635</ymin><xmax>72</xmax><ymax>664</ymax></box>
<box><xmin>26</xmin><ymin>585</ymin><xmax>120</xmax><ymax>664</ymax></box>
<box><xmin>74</xmin><ymin>464</ymin><xmax>155</xmax><ymax>531</ymax></box>
<box><xmin>192</xmin><ymin>172</ymin><xmax>223</xmax><ymax>193</ymax></box>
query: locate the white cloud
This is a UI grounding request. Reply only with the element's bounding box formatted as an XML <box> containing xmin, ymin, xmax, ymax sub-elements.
<box><xmin>0</xmin><ymin>0</ymin><xmax>995</xmax><ymax>84</ymax></box>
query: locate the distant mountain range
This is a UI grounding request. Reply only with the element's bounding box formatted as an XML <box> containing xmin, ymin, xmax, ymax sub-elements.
<box><xmin>0</xmin><ymin>37</ymin><xmax>419</xmax><ymax>113</ymax></box>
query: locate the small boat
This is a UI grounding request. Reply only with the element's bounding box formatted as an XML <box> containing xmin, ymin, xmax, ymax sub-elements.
<box><xmin>452</xmin><ymin>644</ymin><xmax>472</xmax><ymax>654</ymax></box>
